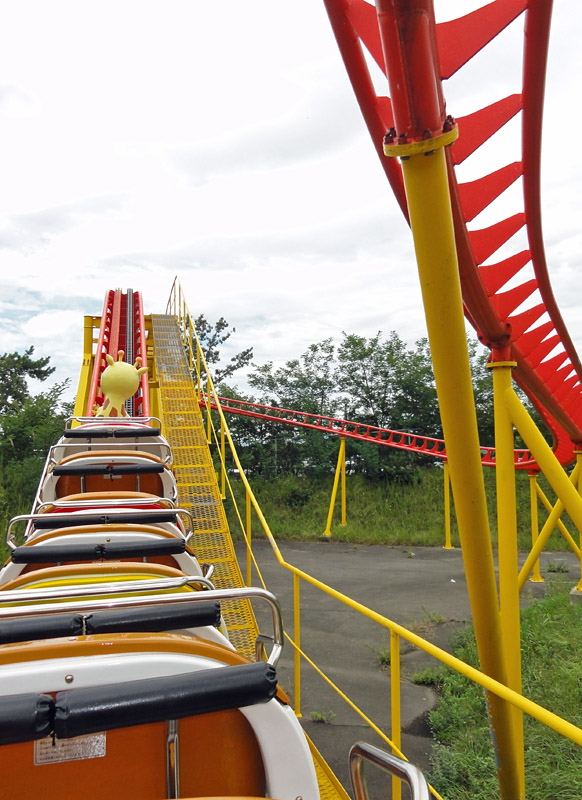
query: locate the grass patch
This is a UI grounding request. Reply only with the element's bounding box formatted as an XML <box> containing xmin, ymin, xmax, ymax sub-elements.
<box><xmin>370</xmin><ymin>641</ymin><xmax>392</xmax><ymax>670</ymax></box>
<box><xmin>309</xmin><ymin>710</ymin><xmax>336</xmax><ymax>724</ymax></box>
<box><xmin>412</xmin><ymin>666</ymin><xmax>444</xmax><ymax>686</ymax></box>
<box><xmin>224</xmin><ymin>468</ymin><xmax>575</xmax><ymax>550</ymax></box>
<box><xmin>427</xmin><ymin>583</ymin><xmax>582</xmax><ymax>799</ymax></box>
<box><xmin>546</xmin><ymin>559</ymin><xmax>570</xmax><ymax>574</ymax></box>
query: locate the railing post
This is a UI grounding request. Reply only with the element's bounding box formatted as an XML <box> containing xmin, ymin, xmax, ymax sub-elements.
<box><xmin>529</xmin><ymin>472</ymin><xmax>543</xmax><ymax>583</ymax></box>
<box><xmin>196</xmin><ymin>349</ymin><xmax>201</xmax><ymax>401</ymax></box>
<box><xmin>187</xmin><ymin>316</ymin><xmax>193</xmax><ymax>373</ymax></box>
<box><xmin>294</xmin><ymin>573</ymin><xmax>302</xmax><ymax>718</ymax></box>
<box><xmin>220</xmin><ymin>423</ymin><xmax>226</xmax><ymax>499</ymax></box>
<box><xmin>443</xmin><ymin>460</ymin><xmax>453</xmax><ymax>549</ymax></box>
<box><xmin>390</xmin><ymin>630</ymin><xmax>401</xmax><ymax>800</ymax></box>
<box><xmin>245</xmin><ymin>489</ymin><xmax>252</xmax><ymax>587</ymax></box>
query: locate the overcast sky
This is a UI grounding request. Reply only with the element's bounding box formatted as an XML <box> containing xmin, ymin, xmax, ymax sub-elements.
<box><xmin>1</xmin><ymin>1</ymin><xmax>580</xmax><ymax>403</ymax></box>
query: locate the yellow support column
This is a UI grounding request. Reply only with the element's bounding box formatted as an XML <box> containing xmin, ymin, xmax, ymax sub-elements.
<box><xmin>396</xmin><ymin>142</ymin><xmax>521</xmax><ymax>799</ymax></box>
<box><xmin>323</xmin><ymin>438</ymin><xmax>346</xmax><ymax>538</ymax></box>
<box><xmin>340</xmin><ymin>437</ymin><xmax>347</xmax><ymax>526</ymax></box>
<box><xmin>529</xmin><ymin>472</ymin><xmax>544</xmax><ymax>583</ymax></box>
<box><xmin>577</xmin><ymin>452</ymin><xmax>582</xmax><ymax>592</ymax></box>
<box><xmin>73</xmin><ymin>315</ymin><xmax>99</xmax><ymax>419</ymax></box>
<box><xmin>443</xmin><ymin>460</ymin><xmax>453</xmax><ymax>549</ymax></box>
<box><xmin>504</xmin><ymin>391</ymin><xmax>582</xmax><ymax>595</ymax></box>
<box><xmin>489</xmin><ymin>360</ymin><xmax>525</xmax><ymax>798</ymax></box>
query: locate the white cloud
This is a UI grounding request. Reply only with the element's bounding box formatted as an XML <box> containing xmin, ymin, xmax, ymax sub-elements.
<box><xmin>0</xmin><ymin>0</ymin><xmax>580</xmax><ymax>411</ymax></box>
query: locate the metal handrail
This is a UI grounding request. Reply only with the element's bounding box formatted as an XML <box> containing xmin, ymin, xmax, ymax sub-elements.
<box><xmin>349</xmin><ymin>742</ymin><xmax>429</xmax><ymax>800</ymax></box>
<box><xmin>0</xmin><ymin>581</ymin><xmax>284</xmax><ymax>666</ymax></box>
<box><xmin>48</xmin><ymin>442</ymin><xmax>173</xmax><ymax>464</ymax></box>
<box><xmin>36</xmin><ymin>497</ymin><xmax>177</xmax><ymax>511</ymax></box>
<box><xmin>65</xmin><ymin>415</ymin><xmax>163</xmax><ymax>430</ymax></box>
<box><xmin>6</xmin><ymin>508</ymin><xmax>195</xmax><ymax>549</ymax></box>
<box><xmin>168</xmin><ymin>279</ymin><xmax>582</xmax><ymax>753</ymax></box>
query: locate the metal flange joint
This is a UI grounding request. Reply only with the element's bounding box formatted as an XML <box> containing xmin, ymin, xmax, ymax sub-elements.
<box><xmin>383</xmin><ymin>117</ymin><xmax>458</xmax><ymax>159</ymax></box>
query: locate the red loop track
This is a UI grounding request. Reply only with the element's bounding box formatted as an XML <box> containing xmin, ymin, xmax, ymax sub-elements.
<box><xmin>323</xmin><ymin>0</ymin><xmax>581</xmax><ymax>464</ymax></box>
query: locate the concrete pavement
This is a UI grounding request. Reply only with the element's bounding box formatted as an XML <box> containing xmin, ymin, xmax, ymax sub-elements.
<box><xmin>235</xmin><ymin>540</ymin><xmax>580</xmax><ymax>796</ymax></box>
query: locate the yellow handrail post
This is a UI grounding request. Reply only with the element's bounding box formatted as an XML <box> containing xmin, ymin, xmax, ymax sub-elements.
<box><xmin>206</xmin><ymin>392</ymin><xmax>212</xmax><ymax>444</ymax></box>
<box><xmin>443</xmin><ymin>460</ymin><xmax>453</xmax><ymax>549</ymax></box>
<box><xmin>390</xmin><ymin>630</ymin><xmax>401</xmax><ymax>800</ymax></box>
<box><xmin>529</xmin><ymin>472</ymin><xmax>543</xmax><ymax>582</ymax></box>
<box><xmin>323</xmin><ymin>440</ymin><xmax>344</xmax><ymax>538</ymax></box>
<box><xmin>397</xmin><ymin>140</ymin><xmax>521</xmax><ymax>799</ymax></box>
<box><xmin>489</xmin><ymin>360</ymin><xmax>525</xmax><ymax>797</ymax></box>
<box><xmin>245</xmin><ymin>489</ymin><xmax>252</xmax><ymax>587</ymax></box>
<box><xmin>196</xmin><ymin>349</ymin><xmax>201</xmax><ymax>401</ymax></box>
<box><xmin>220</xmin><ymin>422</ymin><xmax>226</xmax><ymax>499</ymax></box>
<box><xmin>187</xmin><ymin>315</ymin><xmax>194</xmax><ymax>374</ymax></box>
<box><xmin>294</xmin><ymin>573</ymin><xmax>302</xmax><ymax>718</ymax></box>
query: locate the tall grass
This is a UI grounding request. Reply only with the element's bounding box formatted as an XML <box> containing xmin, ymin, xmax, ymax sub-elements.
<box><xmin>426</xmin><ymin>582</ymin><xmax>582</xmax><ymax>799</ymax></box>
<box><xmin>224</xmin><ymin>466</ymin><xmax>574</xmax><ymax>551</ymax></box>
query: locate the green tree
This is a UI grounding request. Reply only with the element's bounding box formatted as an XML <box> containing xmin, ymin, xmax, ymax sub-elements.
<box><xmin>336</xmin><ymin>332</ymin><xmax>434</xmax><ymax>480</ymax></box>
<box><xmin>336</xmin><ymin>331</ymin><xmax>406</xmax><ymax>428</ymax></box>
<box><xmin>0</xmin><ymin>350</ymin><xmax>72</xmax><ymax>531</ymax></box>
<box><xmin>247</xmin><ymin>339</ymin><xmax>339</xmax><ymax>475</ymax></box>
<box><xmin>194</xmin><ymin>315</ymin><xmax>253</xmax><ymax>384</ymax></box>
<box><xmin>249</xmin><ymin>339</ymin><xmax>337</xmax><ymax>416</ymax></box>
<box><xmin>0</xmin><ymin>347</ymin><xmax>55</xmax><ymax>412</ymax></box>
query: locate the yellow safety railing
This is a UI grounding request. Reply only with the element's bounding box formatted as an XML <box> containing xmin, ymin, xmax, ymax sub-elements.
<box><xmin>167</xmin><ymin>279</ymin><xmax>582</xmax><ymax>800</ymax></box>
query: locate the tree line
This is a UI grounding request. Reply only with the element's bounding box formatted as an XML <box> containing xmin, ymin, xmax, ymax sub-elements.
<box><xmin>203</xmin><ymin>323</ymin><xmax>506</xmax><ymax>482</ymax></box>
<box><xmin>0</xmin><ymin>317</ymin><xmax>542</xmax><ymax>528</ymax></box>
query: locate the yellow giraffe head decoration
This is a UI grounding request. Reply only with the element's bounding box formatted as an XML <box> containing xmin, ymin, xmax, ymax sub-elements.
<box><xmin>95</xmin><ymin>350</ymin><xmax>148</xmax><ymax>417</ymax></box>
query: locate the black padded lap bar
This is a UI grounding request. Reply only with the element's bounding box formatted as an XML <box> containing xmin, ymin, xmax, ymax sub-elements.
<box><xmin>12</xmin><ymin>538</ymin><xmax>186</xmax><ymax>564</ymax></box>
<box><xmin>0</xmin><ymin>602</ymin><xmax>221</xmax><ymax>645</ymax></box>
<box><xmin>84</xmin><ymin>601</ymin><xmax>222</xmax><ymax>634</ymax></box>
<box><xmin>54</xmin><ymin>662</ymin><xmax>277</xmax><ymax>739</ymax></box>
<box><xmin>0</xmin><ymin>693</ymin><xmax>54</xmax><ymax>744</ymax></box>
<box><xmin>33</xmin><ymin>511</ymin><xmax>178</xmax><ymax>530</ymax></box>
<box><xmin>63</xmin><ymin>427</ymin><xmax>161</xmax><ymax>439</ymax></box>
<box><xmin>0</xmin><ymin>614</ymin><xmax>84</xmax><ymax>645</ymax></box>
<box><xmin>52</xmin><ymin>464</ymin><xmax>164</xmax><ymax>476</ymax></box>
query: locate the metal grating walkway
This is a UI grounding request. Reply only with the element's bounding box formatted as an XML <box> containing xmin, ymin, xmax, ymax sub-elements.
<box><xmin>150</xmin><ymin>314</ymin><xmax>349</xmax><ymax>800</ymax></box>
<box><xmin>151</xmin><ymin>314</ymin><xmax>258</xmax><ymax>657</ymax></box>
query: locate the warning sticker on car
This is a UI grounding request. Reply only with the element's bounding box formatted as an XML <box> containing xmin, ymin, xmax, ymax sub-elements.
<box><xmin>34</xmin><ymin>732</ymin><xmax>106</xmax><ymax>764</ymax></box>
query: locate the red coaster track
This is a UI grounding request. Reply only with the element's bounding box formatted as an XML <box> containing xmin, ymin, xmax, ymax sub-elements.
<box><xmin>209</xmin><ymin>394</ymin><xmax>535</xmax><ymax>468</ymax></box>
<box><xmin>86</xmin><ymin>288</ymin><xmax>150</xmax><ymax>417</ymax></box>
<box><xmin>322</xmin><ymin>0</ymin><xmax>581</xmax><ymax>464</ymax></box>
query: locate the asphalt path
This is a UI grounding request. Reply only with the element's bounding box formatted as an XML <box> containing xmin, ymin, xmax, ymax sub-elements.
<box><xmin>235</xmin><ymin>540</ymin><xmax>580</xmax><ymax>797</ymax></box>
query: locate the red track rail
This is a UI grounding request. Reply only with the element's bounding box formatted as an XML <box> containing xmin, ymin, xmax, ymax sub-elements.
<box><xmin>323</xmin><ymin>0</ymin><xmax>581</xmax><ymax>464</ymax></box>
<box><xmin>210</xmin><ymin>394</ymin><xmax>535</xmax><ymax>469</ymax></box>
<box><xmin>86</xmin><ymin>288</ymin><xmax>149</xmax><ymax>417</ymax></box>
